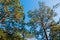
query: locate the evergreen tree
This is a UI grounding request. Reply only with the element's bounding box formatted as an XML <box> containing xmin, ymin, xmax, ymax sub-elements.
<box><xmin>27</xmin><ymin>2</ymin><xmax>57</xmax><ymax>40</ymax></box>
<box><xmin>0</xmin><ymin>0</ymin><xmax>25</xmax><ymax>40</ymax></box>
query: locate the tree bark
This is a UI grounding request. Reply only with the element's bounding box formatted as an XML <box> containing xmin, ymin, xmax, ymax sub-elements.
<box><xmin>41</xmin><ymin>18</ymin><xmax>49</xmax><ymax>40</ymax></box>
<box><xmin>43</xmin><ymin>26</ymin><xmax>49</xmax><ymax>40</ymax></box>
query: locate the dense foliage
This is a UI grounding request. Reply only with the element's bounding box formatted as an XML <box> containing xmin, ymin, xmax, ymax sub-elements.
<box><xmin>0</xmin><ymin>0</ymin><xmax>60</xmax><ymax>40</ymax></box>
<box><xmin>0</xmin><ymin>0</ymin><xmax>25</xmax><ymax>40</ymax></box>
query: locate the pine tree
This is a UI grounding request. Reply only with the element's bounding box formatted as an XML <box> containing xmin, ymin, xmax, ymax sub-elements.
<box><xmin>0</xmin><ymin>0</ymin><xmax>25</xmax><ymax>40</ymax></box>
<box><xmin>27</xmin><ymin>2</ymin><xmax>57</xmax><ymax>40</ymax></box>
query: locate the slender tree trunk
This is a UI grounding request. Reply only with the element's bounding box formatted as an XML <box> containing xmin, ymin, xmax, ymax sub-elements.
<box><xmin>41</xmin><ymin>18</ymin><xmax>49</xmax><ymax>40</ymax></box>
<box><xmin>43</xmin><ymin>26</ymin><xmax>49</xmax><ymax>40</ymax></box>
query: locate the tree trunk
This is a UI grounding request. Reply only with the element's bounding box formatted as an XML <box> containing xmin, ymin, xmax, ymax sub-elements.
<box><xmin>43</xmin><ymin>26</ymin><xmax>49</xmax><ymax>40</ymax></box>
<box><xmin>41</xmin><ymin>18</ymin><xmax>49</xmax><ymax>40</ymax></box>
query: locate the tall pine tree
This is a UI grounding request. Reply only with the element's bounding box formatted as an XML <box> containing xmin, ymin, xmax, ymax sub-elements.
<box><xmin>27</xmin><ymin>2</ymin><xmax>57</xmax><ymax>40</ymax></box>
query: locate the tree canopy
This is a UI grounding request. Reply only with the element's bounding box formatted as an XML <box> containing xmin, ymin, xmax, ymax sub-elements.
<box><xmin>0</xmin><ymin>0</ymin><xmax>25</xmax><ymax>40</ymax></box>
<box><xmin>27</xmin><ymin>2</ymin><xmax>57</xmax><ymax>40</ymax></box>
<box><xmin>0</xmin><ymin>0</ymin><xmax>60</xmax><ymax>40</ymax></box>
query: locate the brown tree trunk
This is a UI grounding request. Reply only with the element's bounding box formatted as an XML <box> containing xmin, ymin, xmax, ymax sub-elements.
<box><xmin>43</xmin><ymin>26</ymin><xmax>49</xmax><ymax>40</ymax></box>
<box><xmin>41</xmin><ymin>18</ymin><xmax>49</xmax><ymax>40</ymax></box>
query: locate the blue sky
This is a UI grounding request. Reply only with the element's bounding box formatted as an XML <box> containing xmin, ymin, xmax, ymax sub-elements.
<box><xmin>20</xmin><ymin>0</ymin><xmax>39</xmax><ymax>12</ymax></box>
<box><xmin>44</xmin><ymin>0</ymin><xmax>60</xmax><ymax>22</ymax></box>
<box><xmin>20</xmin><ymin>0</ymin><xmax>60</xmax><ymax>22</ymax></box>
<box><xmin>20</xmin><ymin>0</ymin><xmax>40</xmax><ymax>22</ymax></box>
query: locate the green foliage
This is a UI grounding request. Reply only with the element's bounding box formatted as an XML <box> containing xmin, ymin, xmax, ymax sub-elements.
<box><xmin>0</xmin><ymin>28</ymin><xmax>24</xmax><ymax>40</ymax></box>
<box><xmin>1</xmin><ymin>0</ymin><xmax>60</xmax><ymax>40</ymax></box>
<box><xmin>0</xmin><ymin>0</ymin><xmax>26</xmax><ymax>40</ymax></box>
<box><xmin>50</xmin><ymin>24</ymin><xmax>60</xmax><ymax>40</ymax></box>
<box><xmin>27</xmin><ymin>2</ymin><xmax>57</xmax><ymax>40</ymax></box>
